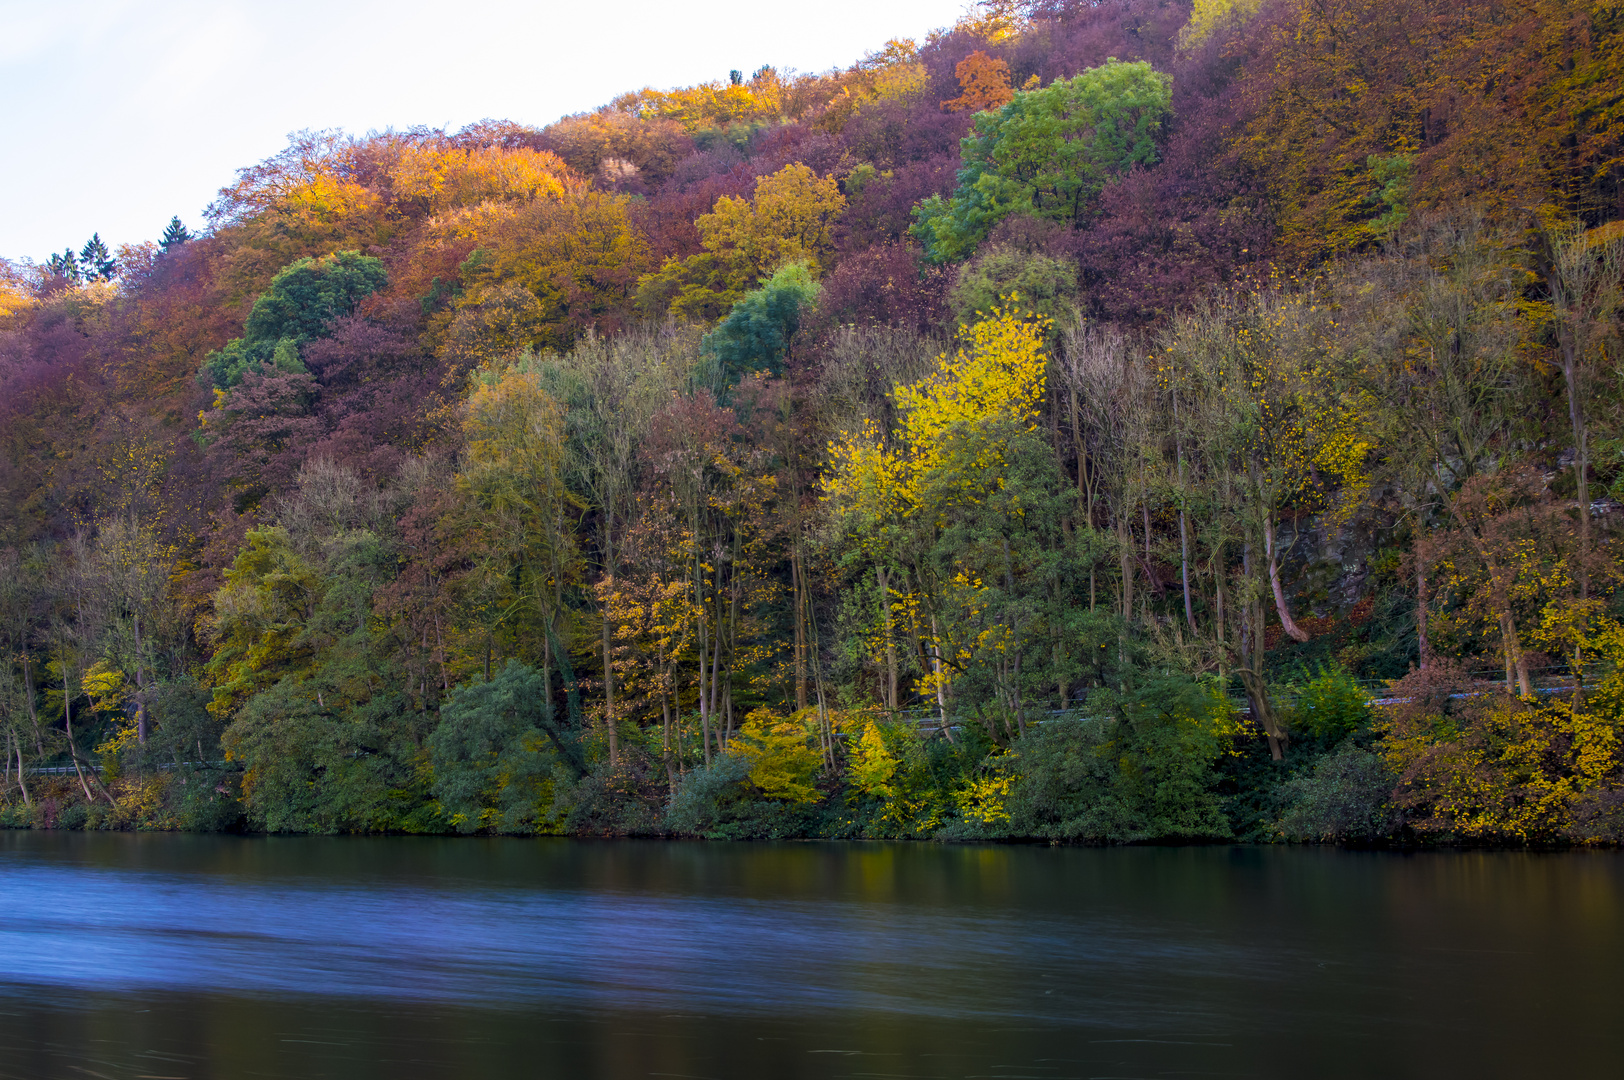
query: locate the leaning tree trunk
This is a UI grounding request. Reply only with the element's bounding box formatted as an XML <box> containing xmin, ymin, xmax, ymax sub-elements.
<box><xmin>1264</xmin><ymin>513</ymin><xmax>1310</xmax><ymax>643</ymax></box>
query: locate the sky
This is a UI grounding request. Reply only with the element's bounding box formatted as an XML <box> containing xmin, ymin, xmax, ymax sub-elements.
<box><xmin>2</xmin><ymin>0</ymin><xmax>966</xmax><ymax>263</ymax></box>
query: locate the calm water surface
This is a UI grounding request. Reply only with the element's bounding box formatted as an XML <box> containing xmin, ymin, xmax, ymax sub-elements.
<box><xmin>0</xmin><ymin>834</ymin><xmax>1617</xmax><ymax>1079</ymax></box>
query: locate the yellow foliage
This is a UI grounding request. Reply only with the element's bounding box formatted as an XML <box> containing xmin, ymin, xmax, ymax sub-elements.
<box><xmin>389</xmin><ymin>144</ymin><xmax>573</xmax><ymax>214</ymax></box>
<box><xmin>0</xmin><ymin>279</ymin><xmax>32</xmax><ymax>329</ymax></box>
<box><xmin>892</xmin><ymin>302</ymin><xmax>1048</xmax><ymax>494</ymax></box>
<box><xmin>612</xmin><ymin>74</ymin><xmax>783</xmax><ymax>132</ymax></box>
<box><xmin>733</xmin><ymin>709</ymin><xmax>823</xmax><ymax>803</ymax></box>
<box><xmin>847</xmin><ymin>721</ymin><xmax>899</xmax><ymax>799</ymax></box>
<box><xmin>81</xmin><ymin>661</ymin><xmax>127</xmax><ymax>714</ymax></box>
<box><xmin>952</xmin><ymin>0</ymin><xmax>1027</xmax><ymax>44</ymax></box>
<box><xmin>828</xmin><ymin>302</ymin><xmax>1048</xmax><ymax>518</ymax></box>
<box><xmin>825</xmin><ymin>303</ymin><xmax>1049</xmax><ymax>701</ymax></box>
<box><xmin>1382</xmin><ymin>617</ymin><xmax>1624</xmax><ymax>842</ymax></box>
<box><xmin>954</xmin><ymin>769</ymin><xmax>1013</xmax><ymax>826</ymax></box>
<box><xmin>698</xmin><ymin>163</ymin><xmax>847</xmax><ymax>277</ymax></box>
<box><xmin>1179</xmin><ymin>0</ymin><xmax>1265</xmax><ymax>48</ymax></box>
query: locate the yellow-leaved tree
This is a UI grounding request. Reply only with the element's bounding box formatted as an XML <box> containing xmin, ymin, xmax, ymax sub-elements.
<box><xmin>455</xmin><ymin>363</ymin><xmax>582</xmax><ymax>679</ymax></box>
<box><xmin>826</xmin><ymin>302</ymin><xmax>1050</xmax><ymax>737</ymax></box>
<box><xmin>637</xmin><ymin>163</ymin><xmax>846</xmax><ymax>319</ymax></box>
<box><xmin>731</xmin><ymin>708</ymin><xmax>823</xmax><ymax>803</ymax></box>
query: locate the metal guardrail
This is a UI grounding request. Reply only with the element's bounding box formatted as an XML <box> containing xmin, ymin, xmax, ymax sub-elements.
<box><xmin>14</xmin><ymin>760</ymin><xmax>231</xmax><ymax>777</ymax></box>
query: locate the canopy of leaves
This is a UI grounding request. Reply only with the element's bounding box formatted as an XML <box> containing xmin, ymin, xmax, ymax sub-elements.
<box><xmin>202</xmin><ymin>251</ymin><xmax>387</xmax><ymax>388</ymax></box>
<box><xmin>702</xmin><ymin>262</ymin><xmax>820</xmax><ymax>382</ymax></box>
<box><xmin>912</xmin><ymin>59</ymin><xmax>1173</xmax><ymax>261</ymax></box>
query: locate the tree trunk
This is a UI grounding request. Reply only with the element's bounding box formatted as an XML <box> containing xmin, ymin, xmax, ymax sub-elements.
<box><xmin>1446</xmin><ymin>497</ymin><xmax>1533</xmax><ymax>697</ymax></box>
<box><xmin>1117</xmin><ymin>515</ymin><xmax>1134</xmax><ymax>624</ymax></box>
<box><xmin>661</xmin><ymin>692</ymin><xmax>677</xmax><ymax>795</ymax></box>
<box><xmin>1238</xmin><ymin>667</ymin><xmax>1286</xmax><ymax>761</ymax></box>
<box><xmin>601</xmin><ymin>607</ymin><xmax>617</xmax><ymax>767</ymax></box>
<box><xmin>1562</xmin><ymin>342</ymin><xmax>1590</xmax><ymax>604</ymax></box>
<box><xmin>1415</xmin><ymin>526</ymin><xmax>1430</xmax><ymax>668</ymax></box>
<box><xmin>1172</xmin><ymin>386</ymin><xmax>1196</xmax><ymax>632</ymax></box>
<box><xmin>929</xmin><ymin>615</ymin><xmax>954</xmax><ymax>743</ymax></box>
<box><xmin>62</xmin><ymin>684</ymin><xmax>102</xmax><ymax>804</ymax></box>
<box><xmin>877</xmin><ymin>565</ymin><xmax>898</xmax><ymax>713</ymax></box>
<box><xmin>792</xmin><ymin>547</ymin><xmax>808</xmax><ymax>712</ymax></box>
<box><xmin>12</xmin><ymin>731</ymin><xmax>29</xmax><ymax>807</ymax></box>
<box><xmin>1264</xmin><ymin>514</ymin><xmax>1310</xmax><ymax>643</ymax></box>
<box><xmin>133</xmin><ymin>612</ymin><xmax>148</xmax><ymax>744</ymax></box>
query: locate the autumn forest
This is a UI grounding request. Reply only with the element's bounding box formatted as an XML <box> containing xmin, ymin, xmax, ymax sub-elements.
<box><xmin>2</xmin><ymin>0</ymin><xmax>1622</xmax><ymax>845</ymax></box>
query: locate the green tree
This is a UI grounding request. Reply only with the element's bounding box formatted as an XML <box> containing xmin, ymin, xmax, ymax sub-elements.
<box><xmin>159</xmin><ymin>216</ymin><xmax>192</xmax><ymax>252</ymax></box>
<box><xmin>79</xmin><ymin>234</ymin><xmax>117</xmax><ymax>281</ymax></box>
<box><xmin>429</xmin><ymin>660</ymin><xmax>579</xmax><ymax>833</ymax></box>
<box><xmin>912</xmin><ymin>59</ymin><xmax>1173</xmax><ymax>262</ymax></box>
<box><xmin>949</xmin><ymin>247</ymin><xmax>1078</xmax><ymax>330</ymax></box>
<box><xmin>202</xmin><ymin>250</ymin><xmax>387</xmax><ymax>388</ymax></box>
<box><xmin>47</xmin><ymin>249</ymin><xmax>80</xmax><ymax>282</ymax></box>
<box><xmin>702</xmin><ymin>262</ymin><xmax>820</xmax><ymax>382</ymax></box>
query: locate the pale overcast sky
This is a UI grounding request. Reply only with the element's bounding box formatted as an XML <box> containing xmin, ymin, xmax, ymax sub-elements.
<box><xmin>2</xmin><ymin>0</ymin><xmax>965</xmax><ymax>263</ymax></box>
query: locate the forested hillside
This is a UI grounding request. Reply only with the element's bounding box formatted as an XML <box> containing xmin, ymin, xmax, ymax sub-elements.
<box><xmin>3</xmin><ymin>0</ymin><xmax>1623</xmax><ymax>844</ymax></box>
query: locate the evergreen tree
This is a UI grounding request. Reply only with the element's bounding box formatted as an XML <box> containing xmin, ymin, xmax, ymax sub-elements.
<box><xmin>160</xmin><ymin>216</ymin><xmax>192</xmax><ymax>252</ymax></box>
<box><xmin>78</xmin><ymin>234</ymin><xmax>117</xmax><ymax>281</ymax></box>
<box><xmin>46</xmin><ymin>249</ymin><xmax>80</xmax><ymax>282</ymax></box>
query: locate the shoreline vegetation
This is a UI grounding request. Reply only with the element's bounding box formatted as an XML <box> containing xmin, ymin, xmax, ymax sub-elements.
<box><xmin>3</xmin><ymin>0</ymin><xmax>1623</xmax><ymax>847</ymax></box>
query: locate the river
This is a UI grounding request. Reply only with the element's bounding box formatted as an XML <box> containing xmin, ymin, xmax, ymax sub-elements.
<box><xmin>0</xmin><ymin>833</ymin><xmax>1617</xmax><ymax>1078</ymax></box>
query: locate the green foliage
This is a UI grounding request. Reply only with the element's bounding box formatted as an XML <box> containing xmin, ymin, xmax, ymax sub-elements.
<box><xmin>160</xmin><ymin>216</ymin><xmax>192</xmax><ymax>252</ymax></box>
<box><xmin>665</xmin><ymin>752</ymin><xmax>755</xmax><ymax>835</ymax></box>
<box><xmin>840</xmin><ymin>721</ymin><xmax>993</xmax><ymax>839</ymax></box>
<box><xmin>202</xmin><ymin>251</ymin><xmax>387</xmax><ymax>388</ymax></box>
<box><xmin>428</xmin><ymin>661</ymin><xmax>568</xmax><ymax>834</ymax></box>
<box><xmin>1003</xmin><ymin>675</ymin><xmax>1234</xmax><ymax>842</ymax></box>
<box><xmin>1367</xmin><ymin>153</ymin><xmax>1414</xmax><ymax>237</ymax></box>
<box><xmin>701</xmin><ymin>262</ymin><xmax>820</xmax><ymax>381</ymax></box>
<box><xmin>913</xmin><ymin>59</ymin><xmax>1173</xmax><ymax>261</ymax></box>
<box><xmin>142</xmin><ymin>679</ymin><xmax>242</xmax><ymax>831</ymax></box>
<box><xmin>949</xmin><ymin>246</ymin><xmax>1077</xmax><ymax>330</ymax></box>
<box><xmin>79</xmin><ymin>234</ymin><xmax>118</xmax><ymax>281</ymax></box>
<box><xmin>211</xmin><ymin>513</ymin><xmax>432</xmax><ymax>833</ymax></box>
<box><xmin>1277</xmin><ymin>741</ymin><xmax>1398</xmax><ymax>842</ymax></box>
<box><xmin>1287</xmin><ymin>666</ymin><xmax>1373</xmax><ymax>740</ymax></box>
<box><xmin>635</xmin><ymin>252</ymin><xmax>750</xmax><ymax>322</ymax></box>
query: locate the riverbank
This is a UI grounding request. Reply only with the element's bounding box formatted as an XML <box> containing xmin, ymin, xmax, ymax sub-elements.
<box><xmin>5</xmin><ymin>704</ymin><xmax>1619</xmax><ymax>846</ymax></box>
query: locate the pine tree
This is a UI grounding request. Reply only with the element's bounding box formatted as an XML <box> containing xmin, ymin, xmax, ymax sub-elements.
<box><xmin>79</xmin><ymin>234</ymin><xmax>117</xmax><ymax>281</ymax></box>
<box><xmin>46</xmin><ymin>249</ymin><xmax>80</xmax><ymax>282</ymax></box>
<box><xmin>160</xmin><ymin>216</ymin><xmax>191</xmax><ymax>252</ymax></box>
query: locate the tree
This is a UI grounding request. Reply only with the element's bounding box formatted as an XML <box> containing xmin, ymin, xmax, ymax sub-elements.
<box><xmin>159</xmin><ymin>217</ymin><xmax>192</xmax><ymax>252</ymax></box>
<box><xmin>1162</xmin><ymin>283</ymin><xmax>1373</xmax><ymax>756</ymax></box>
<box><xmin>429</xmin><ymin>660</ymin><xmax>579</xmax><ymax>833</ymax></box>
<box><xmin>202</xmin><ymin>251</ymin><xmax>388</xmax><ymax>388</ymax></box>
<box><xmin>699</xmin><ymin>162</ymin><xmax>847</xmax><ymax>276</ymax></box>
<box><xmin>637</xmin><ymin>164</ymin><xmax>846</xmax><ymax>318</ymax></box>
<box><xmin>454</xmin><ymin>363</ymin><xmax>582</xmax><ymax>693</ymax></box>
<box><xmin>702</xmin><ymin>263</ymin><xmax>820</xmax><ymax>383</ymax></box>
<box><xmin>913</xmin><ymin>59</ymin><xmax>1174</xmax><ymax>261</ymax></box>
<box><xmin>538</xmin><ymin>326</ymin><xmax>689</xmax><ymax>766</ymax></box>
<box><xmin>1528</xmin><ymin>220</ymin><xmax>1623</xmax><ymax>609</ymax></box>
<box><xmin>452</xmin><ymin>190</ymin><xmax>649</xmax><ymax>351</ymax></box>
<box><xmin>79</xmin><ymin>234</ymin><xmax>117</xmax><ymax>281</ymax></box>
<box><xmin>46</xmin><ymin>249</ymin><xmax>80</xmax><ymax>282</ymax></box>
<box><xmin>826</xmin><ymin>304</ymin><xmax>1072</xmax><ymax>738</ymax></box>
<box><xmin>1340</xmin><ymin>219</ymin><xmax>1530</xmax><ymax>692</ymax></box>
<box><xmin>941</xmin><ymin>51</ymin><xmax>1015</xmax><ymax>114</ymax></box>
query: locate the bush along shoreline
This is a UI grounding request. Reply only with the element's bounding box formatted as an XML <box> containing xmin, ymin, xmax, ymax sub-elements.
<box><xmin>5</xmin><ymin>662</ymin><xmax>1621</xmax><ymax>846</ymax></box>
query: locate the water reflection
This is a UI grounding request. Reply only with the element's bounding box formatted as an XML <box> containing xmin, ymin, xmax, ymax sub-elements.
<box><xmin>0</xmin><ymin>834</ymin><xmax>1618</xmax><ymax>1079</ymax></box>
